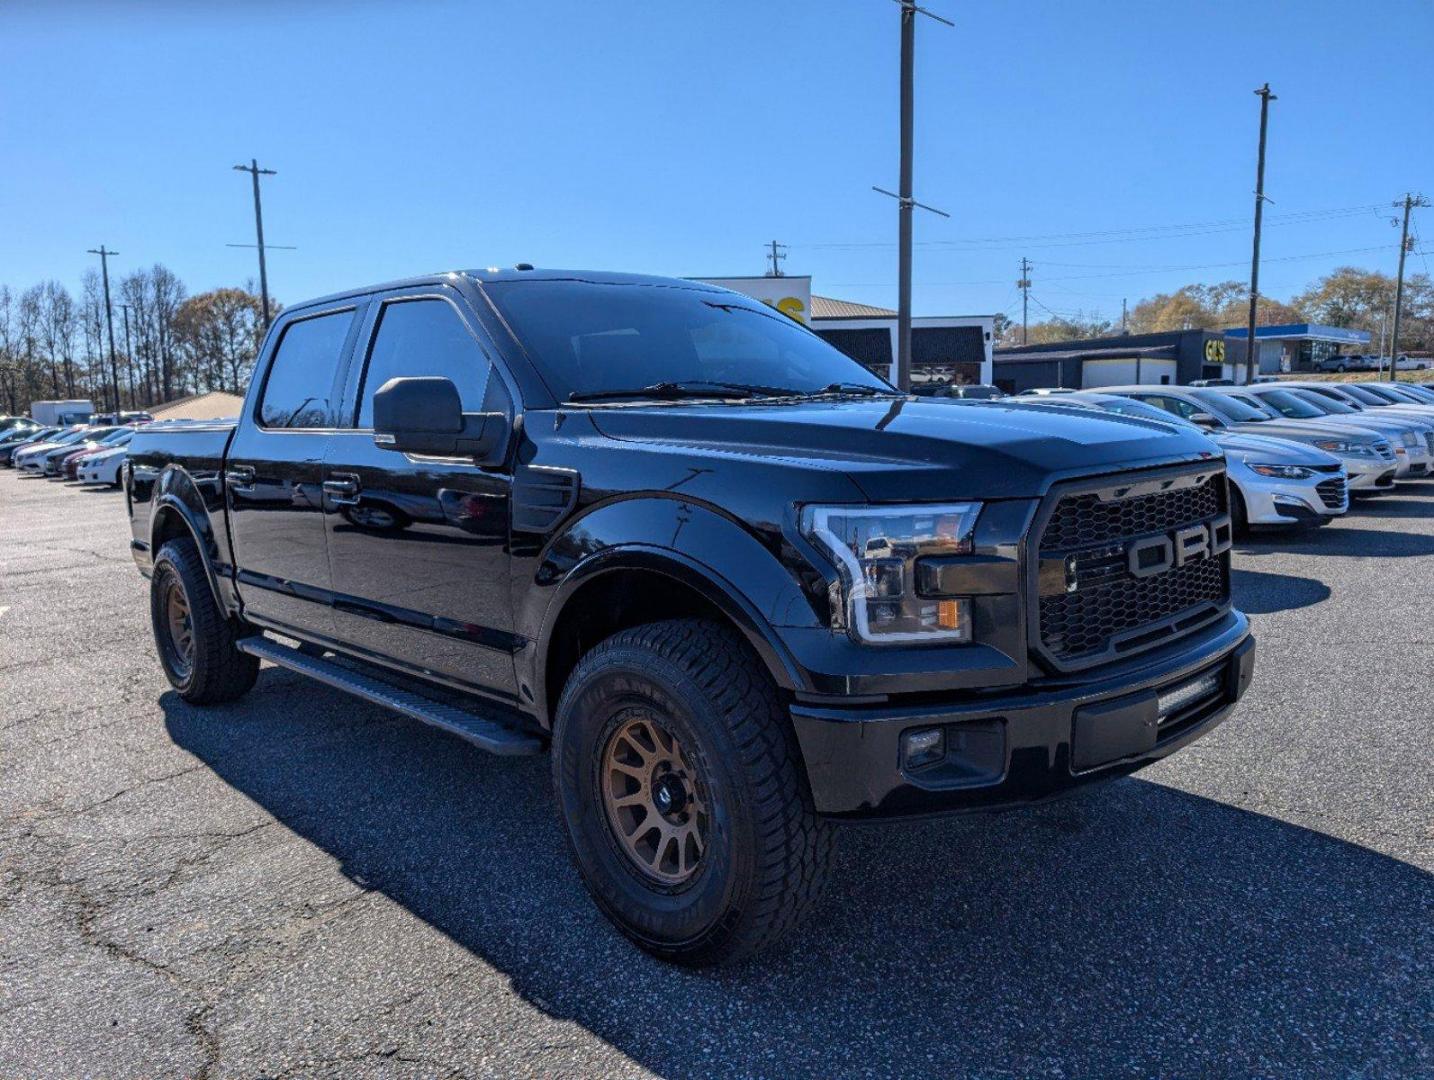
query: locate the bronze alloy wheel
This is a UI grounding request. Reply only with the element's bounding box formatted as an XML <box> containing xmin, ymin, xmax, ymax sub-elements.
<box><xmin>600</xmin><ymin>712</ymin><xmax>710</xmax><ymax>886</ymax></box>
<box><xmin>162</xmin><ymin>577</ymin><xmax>194</xmax><ymax>681</ymax></box>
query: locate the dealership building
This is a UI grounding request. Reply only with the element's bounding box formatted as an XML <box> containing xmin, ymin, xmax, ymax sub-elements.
<box><xmin>698</xmin><ymin>275</ymin><xmax>996</xmax><ymax>386</ymax></box>
<box><xmin>992</xmin><ymin>328</ymin><xmax>1230</xmax><ymax>394</ymax></box>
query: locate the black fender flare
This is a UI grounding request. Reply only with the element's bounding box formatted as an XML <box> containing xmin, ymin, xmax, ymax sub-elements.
<box><xmin>519</xmin><ymin>496</ymin><xmax>822</xmax><ymax>722</ymax></box>
<box><xmin>149</xmin><ymin>467</ymin><xmax>230</xmax><ymax>615</ymax></box>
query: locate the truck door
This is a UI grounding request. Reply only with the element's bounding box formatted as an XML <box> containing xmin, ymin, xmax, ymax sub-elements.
<box><xmin>321</xmin><ymin>290</ymin><xmax>519</xmax><ymax>701</ymax></box>
<box><xmin>225</xmin><ymin>305</ymin><xmax>360</xmax><ymax>638</ymax></box>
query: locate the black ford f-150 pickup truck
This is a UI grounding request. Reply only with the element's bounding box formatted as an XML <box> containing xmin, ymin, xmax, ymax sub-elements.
<box><xmin>127</xmin><ymin>268</ymin><xmax>1255</xmax><ymax>965</ymax></box>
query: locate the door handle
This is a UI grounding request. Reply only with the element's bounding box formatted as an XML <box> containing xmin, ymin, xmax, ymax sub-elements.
<box><xmin>323</xmin><ymin>474</ymin><xmax>361</xmax><ymax>505</ymax></box>
<box><xmin>225</xmin><ymin>465</ymin><xmax>256</xmax><ymax>493</ymax></box>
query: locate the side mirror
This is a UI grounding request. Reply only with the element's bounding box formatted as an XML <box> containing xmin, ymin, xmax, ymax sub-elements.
<box><xmin>1188</xmin><ymin>412</ymin><xmax>1220</xmax><ymax>428</ymax></box>
<box><xmin>373</xmin><ymin>376</ymin><xmax>509</xmax><ymax>462</ymax></box>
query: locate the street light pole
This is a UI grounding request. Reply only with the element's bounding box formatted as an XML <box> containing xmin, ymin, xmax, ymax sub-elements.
<box><xmin>1244</xmin><ymin>83</ymin><xmax>1275</xmax><ymax>386</ymax></box>
<box><xmin>233</xmin><ymin>158</ymin><xmax>277</xmax><ymax>327</ymax></box>
<box><xmin>86</xmin><ymin>245</ymin><xmax>122</xmax><ymax>415</ymax></box>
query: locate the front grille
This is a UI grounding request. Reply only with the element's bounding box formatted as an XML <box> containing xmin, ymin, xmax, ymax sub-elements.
<box><xmin>1316</xmin><ymin>476</ymin><xmax>1347</xmax><ymax>509</ymax></box>
<box><xmin>1034</xmin><ymin>468</ymin><xmax>1230</xmax><ymax>668</ymax></box>
<box><xmin>1040</xmin><ymin>477</ymin><xmax>1222</xmax><ymax>551</ymax></box>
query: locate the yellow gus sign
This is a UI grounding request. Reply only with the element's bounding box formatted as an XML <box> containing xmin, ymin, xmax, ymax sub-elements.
<box><xmin>1204</xmin><ymin>339</ymin><xmax>1226</xmax><ymax>364</ymax></box>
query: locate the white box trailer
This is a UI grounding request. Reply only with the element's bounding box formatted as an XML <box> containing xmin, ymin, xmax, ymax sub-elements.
<box><xmin>30</xmin><ymin>400</ymin><xmax>95</xmax><ymax>426</ymax></box>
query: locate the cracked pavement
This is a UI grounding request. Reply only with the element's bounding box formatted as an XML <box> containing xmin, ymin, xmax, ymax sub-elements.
<box><xmin>1</xmin><ymin>470</ymin><xmax>1430</xmax><ymax>1078</ymax></box>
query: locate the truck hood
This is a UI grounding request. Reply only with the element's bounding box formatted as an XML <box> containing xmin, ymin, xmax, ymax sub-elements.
<box><xmin>584</xmin><ymin>397</ymin><xmax>1221</xmax><ymax>500</ymax></box>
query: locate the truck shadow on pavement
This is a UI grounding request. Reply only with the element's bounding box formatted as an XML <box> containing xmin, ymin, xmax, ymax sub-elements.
<box><xmin>162</xmin><ymin>676</ymin><xmax>1430</xmax><ymax>1078</ymax></box>
<box><xmin>1230</xmin><ymin>568</ymin><xmax>1330</xmax><ymax>614</ymax></box>
<box><xmin>1237</xmin><ymin>526</ymin><xmax>1434</xmax><ymax>559</ymax></box>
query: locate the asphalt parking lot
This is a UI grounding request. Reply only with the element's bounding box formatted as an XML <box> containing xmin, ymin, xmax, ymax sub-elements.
<box><xmin>2</xmin><ymin>470</ymin><xmax>1430</xmax><ymax>1079</ymax></box>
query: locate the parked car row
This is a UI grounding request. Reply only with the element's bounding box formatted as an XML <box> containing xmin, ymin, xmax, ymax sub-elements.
<box><xmin>0</xmin><ymin>417</ymin><xmax>143</xmax><ymax>486</ymax></box>
<box><xmin>1006</xmin><ymin>379</ymin><xmax>1434</xmax><ymax>533</ymax></box>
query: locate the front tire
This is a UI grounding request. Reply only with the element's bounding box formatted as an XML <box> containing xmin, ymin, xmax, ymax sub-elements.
<box><xmin>552</xmin><ymin>618</ymin><xmax>834</xmax><ymax>966</ymax></box>
<box><xmin>150</xmin><ymin>538</ymin><xmax>258</xmax><ymax>704</ymax></box>
<box><xmin>1230</xmin><ymin>485</ymin><xmax>1250</xmax><ymax>536</ymax></box>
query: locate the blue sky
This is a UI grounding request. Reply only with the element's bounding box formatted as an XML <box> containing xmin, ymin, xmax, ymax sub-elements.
<box><xmin>3</xmin><ymin>0</ymin><xmax>1430</xmax><ymax>325</ymax></box>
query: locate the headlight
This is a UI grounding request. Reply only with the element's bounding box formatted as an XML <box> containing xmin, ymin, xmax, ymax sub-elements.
<box><xmin>800</xmin><ymin>503</ymin><xmax>982</xmax><ymax>645</ymax></box>
<box><xmin>1314</xmin><ymin>439</ymin><xmax>1374</xmax><ymax>457</ymax></box>
<box><xmin>1250</xmin><ymin>464</ymin><xmax>1314</xmax><ymax>479</ymax></box>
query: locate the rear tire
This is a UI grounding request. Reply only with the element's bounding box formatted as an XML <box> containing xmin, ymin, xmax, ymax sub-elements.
<box><xmin>150</xmin><ymin>538</ymin><xmax>258</xmax><ymax>704</ymax></box>
<box><xmin>552</xmin><ymin>618</ymin><xmax>834</xmax><ymax>966</ymax></box>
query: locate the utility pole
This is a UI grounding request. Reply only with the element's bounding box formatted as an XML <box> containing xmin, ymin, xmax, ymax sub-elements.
<box><xmin>1018</xmin><ymin>257</ymin><xmax>1032</xmax><ymax>344</ymax></box>
<box><xmin>1387</xmin><ymin>192</ymin><xmax>1429</xmax><ymax>382</ymax></box>
<box><xmin>233</xmin><ymin>158</ymin><xmax>277</xmax><ymax>327</ymax></box>
<box><xmin>1244</xmin><ymin>83</ymin><xmax>1276</xmax><ymax>385</ymax></box>
<box><xmin>764</xmin><ymin>241</ymin><xmax>787</xmax><ymax>277</ymax></box>
<box><xmin>119</xmin><ymin>303</ymin><xmax>138</xmax><ymax>406</ymax></box>
<box><xmin>873</xmin><ymin>0</ymin><xmax>950</xmax><ymax>391</ymax></box>
<box><xmin>1121</xmin><ymin>297</ymin><xmax>1128</xmax><ymax>335</ymax></box>
<box><xmin>86</xmin><ymin>245</ymin><xmax>122</xmax><ymax>415</ymax></box>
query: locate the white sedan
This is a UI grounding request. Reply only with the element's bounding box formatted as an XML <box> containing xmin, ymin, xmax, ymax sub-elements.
<box><xmin>76</xmin><ymin>444</ymin><xmax>128</xmax><ymax>487</ymax></box>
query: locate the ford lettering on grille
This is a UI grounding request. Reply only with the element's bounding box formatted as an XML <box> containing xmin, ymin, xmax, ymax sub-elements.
<box><xmin>1035</xmin><ymin>469</ymin><xmax>1232</xmax><ymax>669</ymax></box>
<box><xmin>1126</xmin><ymin>516</ymin><xmax>1233</xmax><ymax>580</ymax></box>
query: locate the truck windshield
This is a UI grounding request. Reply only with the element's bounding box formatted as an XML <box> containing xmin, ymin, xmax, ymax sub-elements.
<box><xmin>484</xmin><ymin>280</ymin><xmax>894</xmax><ymax>402</ymax></box>
<box><xmin>1190</xmin><ymin>389</ymin><xmax>1272</xmax><ymax>422</ymax></box>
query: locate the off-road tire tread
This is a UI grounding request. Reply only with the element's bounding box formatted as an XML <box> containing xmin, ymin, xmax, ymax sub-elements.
<box><xmin>559</xmin><ymin>617</ymin><xmax>835</xmax><ymax>965</ymax></box>
<box><xmin>153</xmin><ymin>538</ymin><xmax>258</xmax><ymax>704</ymax></box>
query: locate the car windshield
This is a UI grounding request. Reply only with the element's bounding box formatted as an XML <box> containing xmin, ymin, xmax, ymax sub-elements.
<box><xmin>484</xmin><ymin>280</ymin><xmax>894</xmax><ymax>402</ymax></box>
<box><xmin>1190</xmin><ymin>389</ymin><xmax>1272</xmax><ymax>422</ymax></box>
<box><xmin>1380</xmin><ymin>386</ymin><xmax>1425</xmax><ymax>403</ymax></box>
<box><xmin>1337</xmin><ymin>384</ymin><xmax>1388</xmax><ymax>406</ymax></box>
<box><xmin>1253</xmin><ymin>389</ymin><xmax>1328</xmax><ymax>419</ymax></box>
<box><xmin>1077</xmin><ymin>394</ymin><xmax>1198</xmax><ymax>429</ymax></box>
<box><xmin>1292</xmin><ymin>389</ymin><xmax>1356</xmax><ymax>414</ymax></box>
<box><xmin>1363</xmin><ymin>384</ymin><xmax>1420</xmax><ymax>405</ymax></box>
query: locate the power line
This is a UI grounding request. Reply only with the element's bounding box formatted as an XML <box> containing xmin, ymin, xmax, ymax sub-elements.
<box><xmin>824</xmin><ymin>243</ymin><xmax>1391</xmax><ymax>288</ymax></box>
<box><xmin>798</xmin><ymin>203</ymin><xmax>1386</xmax><ymax>252</ymax></box>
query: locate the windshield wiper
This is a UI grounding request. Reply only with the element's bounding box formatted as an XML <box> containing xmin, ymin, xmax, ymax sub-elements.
<box><xmin>567</xmin><ymin>380</ymin><xmax>798</xmax><ymax>403</ymax></box>
<box><xmin>801</xmin><ymin>382</ymin><xmax>894</xmax><ymax>398</ymax></box>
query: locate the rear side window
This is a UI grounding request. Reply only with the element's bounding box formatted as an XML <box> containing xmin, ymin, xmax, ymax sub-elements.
<box><xmin>356</xmin><ymin>298</ymin><xmax>491</xmax><ymax>427</ymax></box>
<box><xmin>258</xmin><ymin>309</ymin><xmax>354</xmax><ymax>428</ymax></box>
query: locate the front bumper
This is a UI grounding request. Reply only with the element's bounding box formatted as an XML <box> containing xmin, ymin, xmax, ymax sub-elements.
<box><xmin>1236</xmin><ymin>473</ymin><xmax>1345</xmax><ymax>526</ymax></box>
<box><xmin>791</xmin><ymin>612</ymin><xmax>1254</xmax><ymax>819</ymax></box>
<box><xmin>1344</xmin><ymin>456</ymin><xmax>1398</xmax><ymax>492</ymax></box>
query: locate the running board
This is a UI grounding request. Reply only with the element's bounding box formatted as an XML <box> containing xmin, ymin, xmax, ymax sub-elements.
<box><xmin>237</xmin><ymin>635</ymin><xmax>543</xmax><ymax>756</ymax></box>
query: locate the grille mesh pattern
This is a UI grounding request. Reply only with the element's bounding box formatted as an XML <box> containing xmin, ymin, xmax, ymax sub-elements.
<box><xmin>1036</xmin><ymin>472</ymin><xmax>1229</xmax><ymax>665</ymax></box>
<box><xmin>1039</xmin><ymin>558</ymin><xmax>1227</xmax><ymax>662</ymax></box>
<box><xmin>1316</xmin><ymin>477</ymin><xmax>1347</xmax><ymax>509</ymax></box>
<box><xmin>1040</xmin><ymin>476</ymin><xmax>1224</xmax><ymax>551</ymax></box>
